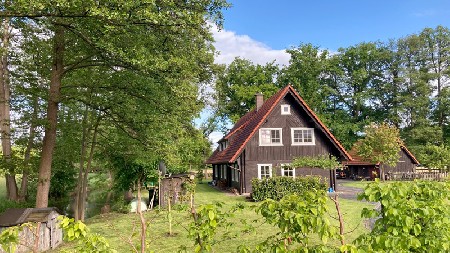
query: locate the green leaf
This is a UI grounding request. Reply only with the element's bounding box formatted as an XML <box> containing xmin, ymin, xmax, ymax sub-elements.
<box><xmin>208</xmin><ymin>210</ymin><xmax>215</xmax><ymax>221</ymax></box>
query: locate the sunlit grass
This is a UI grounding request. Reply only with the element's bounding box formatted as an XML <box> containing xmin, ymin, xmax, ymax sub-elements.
<box><xmin>56</xmin><ymin>181</ymin><xmax>373</xmax><ymax>252</ymax></box>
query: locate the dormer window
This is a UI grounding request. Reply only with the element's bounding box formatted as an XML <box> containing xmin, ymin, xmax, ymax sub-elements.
<box><xmin>218</xmin><ymin>140</ymin><xmax>228</xmax><ymax>151</ymax></box>
<box><xmin>281</xmin><ymin>104</ymin><xmax>290</xmax><ymax>115</ymax></box>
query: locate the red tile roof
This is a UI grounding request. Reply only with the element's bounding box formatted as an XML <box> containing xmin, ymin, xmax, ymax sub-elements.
<box><xmin>342</xmin><ymin>144</ymin><xmax>420</xmax><ymax>166</ymax></box>
<box><xmin>206</xmin><ymin>85</ymin><xmax>352</xmax><ymax>164</ymax></box>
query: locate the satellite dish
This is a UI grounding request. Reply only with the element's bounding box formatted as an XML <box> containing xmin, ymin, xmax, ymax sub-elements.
<box><xmin>159</xmin><ymin>161</ymin><xmax>166</xmax><ymax>176</ymax></box>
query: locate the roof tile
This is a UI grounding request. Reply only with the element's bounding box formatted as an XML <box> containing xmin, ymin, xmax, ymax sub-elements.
<box><xmin>207</xmin><ymin>85</ymin><xmax>352</xmax><ymax>164</ymax></box>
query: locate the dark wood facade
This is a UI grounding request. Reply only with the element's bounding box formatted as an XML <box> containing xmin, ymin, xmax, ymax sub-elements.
<box><xmin>207</xmin><ymin>85</ymin><xmax>351</xmax><ymax>194</ymax></box>
<box><xmin>343</xmin><ymin>147</ymin><xmax>419</xmax><ymax>180</ymax></box>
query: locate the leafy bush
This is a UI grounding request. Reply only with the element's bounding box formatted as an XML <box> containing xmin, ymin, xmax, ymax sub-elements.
<box><xmin>253</xmin><ymin>192</ymin><xmax>338</xmax><ymax>252</ymax></box>
<box><xmin>251</xmin><ymin>176</ymin><xmax>326</xmax><ymax>201</ymax></box>
<box><xmin>350</xmin><ymin>180</ymin><xmax>450</xmax><ymax>252</ymax></box>
<box><xmin>0</xmin><ymin>199</ymin><xmax>33</xmax><ymax>213</ymax></box>
<box><xmin>196</xmin><ymin>169</ymin><xmax>205</xmax><ymax>183</ymax></box>
<box><xmin>58</xmin><ymin>216</ymin><xmax>116</xmax><ymax>253</ymax></box>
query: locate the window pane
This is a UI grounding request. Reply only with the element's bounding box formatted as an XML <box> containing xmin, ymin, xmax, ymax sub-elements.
<box><xmin>283</xmin><ymin>167</ymin><xmax>294</xmax><ymax>177</ymax></box>
<box><xmin>260</xmin><ymin>165</ymin><xmax>271</xmax><ymax>178</ymax></box>
<box><xmin>261</xmin><ymin>130</ymin><xmax>271</xmax><ymax>144</ymax></box>
<box><xmin>304</xmin><ymin>130</ymin><xmax>312</xmax><ymax>142</ymax></box>
<box><xmin>293</xmin><ymin>130</ymin><xmax>302</xmax><ymax>143</ymax></box>
<box><xmin>271</xmin><ymin>130</ymin><xmax>280</xmax><ymax>143</ymax></box>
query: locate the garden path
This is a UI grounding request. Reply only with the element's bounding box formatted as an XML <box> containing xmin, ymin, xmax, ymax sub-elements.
<box><xmin>335</xmin><ymin>180</ymin><xmax>364</xmax><ymax>200</ymax></box>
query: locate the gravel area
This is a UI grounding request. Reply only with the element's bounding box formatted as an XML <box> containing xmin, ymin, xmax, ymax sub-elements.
<box><xmin>334</xmin><ymin>181</ymin><xmax>364</xmax><ymax>200</ymax></box>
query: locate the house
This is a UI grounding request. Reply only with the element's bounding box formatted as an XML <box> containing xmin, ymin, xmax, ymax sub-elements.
<box><xmin>342</xmin><ymin>145</ymin><xmax>420</xmax><ymax>180</ymax></box>
<box><xmin>206</xmin><ymin>85</ymin><xmax>352</xmax><ymax>194</ymax></box>
<box><xmin>0</xmin><ymin>207</ymin><xmax>62</xmax><ymax>253</ymax></box>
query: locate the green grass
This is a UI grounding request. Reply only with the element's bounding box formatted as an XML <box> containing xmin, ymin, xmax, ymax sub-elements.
<box><xmin>57</xmin><ymin>182</ymin><xmax>373</xmax><ymax>252</ymax></box>
<box><xmin>340</xmin><ymin>180</ymin><xmax>372</xmax><ymax>189</ymax></box>
<box><xmin>0</xmin><ymin>177</ymin><xmax>6</xmax><ymax>199</ymax></box>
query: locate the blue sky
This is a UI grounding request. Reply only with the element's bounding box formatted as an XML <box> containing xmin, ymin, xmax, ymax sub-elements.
<box><xmin>220</xmin><ymin>0</ymin><xmax>450</xmax><ymax>51</ymax></box>
<box><xmin>206</xmin><ymin>0</ymin><xmax>450</xmax><ymax>144</ymax></box>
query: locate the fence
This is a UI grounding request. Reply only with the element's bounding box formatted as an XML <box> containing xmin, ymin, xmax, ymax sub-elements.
<box><xmin>389</xmin><ymin>171</ymin><xmax>449</xmax><ymax>181</ymax></box>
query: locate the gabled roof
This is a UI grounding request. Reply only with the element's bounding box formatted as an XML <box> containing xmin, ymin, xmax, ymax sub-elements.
<box><xmin>207</xmin><ymin>85</ymin><xmax>352</xmax><ymax>164</ymax></box>
<box><xmin>0</xmin><ymin>208</ymin><xmax>60</xmax><ymax>227</ymax></box>
<box><xmin>402</xmin><ymin>146</ymin><xmax>420</xmax><ymax>164</ymax></box>
<box><xmin>342</xmin><ymin>145</ymin><xmax>420</xmax><ymax>166</ymax></box>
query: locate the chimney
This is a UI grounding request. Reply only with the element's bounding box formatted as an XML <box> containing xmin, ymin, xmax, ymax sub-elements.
<box><xmin>255</xmin><ymin>92</ymin><xmax>263</xmax><ymax>111</ymax></box>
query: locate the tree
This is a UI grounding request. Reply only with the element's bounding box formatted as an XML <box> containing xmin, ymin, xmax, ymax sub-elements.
<box><xmin>278</xmin><ymin>43</ymin><xmax>331</xmax><ymax>114</ymax></box>
<box><xmin>420</xmin><ymin>26</ymin><xmax>450</xmax><ymax>127</ymax></box>
<box><xmin>0</xmin><ymin>9</ymin><xmax>19</xmax><ymax>201</ymax></box>
<box><xmin>1</xmin><ymin>0</ymin><xmax>229</xmax><ymax>207</ymax></box>
<box><xmin>413</xmin><ymin>144</ymin><xmax>450</xmax><ymax>171</ymax></box>
<box><xmin>356</xmin><ymin>123</ymin><xmax>402</xmax><ymax>180</ymax></box>
<box><xmin>214</xmin><ymin>58</ymin><xmax>280</xmax><ymax>126</ymax></box>
<box><xmin>327</xmin><ymin>43</ymin><xmax>392</xmax><ymax>146</ymax></box>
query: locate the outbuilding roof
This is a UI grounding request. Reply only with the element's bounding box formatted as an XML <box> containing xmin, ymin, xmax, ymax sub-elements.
<box><xmin>0</xmin><ymin>207</ymin><xmax>60</xmax><ymax>227</ymax></box>
<box><xmin>342</xmin><ymin>145</ymin><xmax>420</xmax><ymax>166</ymax></box>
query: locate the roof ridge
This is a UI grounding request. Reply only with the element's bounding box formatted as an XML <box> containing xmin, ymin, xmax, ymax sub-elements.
<box><xmin>207</xmin><ymin>84</ymin><xmax>353</xmax><ymax>164</ymax></box>
<box><xmin>287</xmin><ymin>86</ymin><xmax>352</xmax><ymax>161</ymax></box>
<box><xmin>229</xmin><ymin>86</ymin><xmax>291</xmax><ymax>162</ymax></box>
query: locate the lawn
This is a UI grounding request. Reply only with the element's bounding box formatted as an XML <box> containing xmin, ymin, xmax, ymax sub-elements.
<box><xmin>340</xmin><ymin>180</ymin><xmax>372</xmax><ymax>189</ymax></box>
<box><xmin>57</xmin><ymin>182</ymin><xmax>373</xmax><ymax>252</ymax></box>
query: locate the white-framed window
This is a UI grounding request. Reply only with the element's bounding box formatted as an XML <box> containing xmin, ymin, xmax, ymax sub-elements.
<box><xmin>291</xmin><ymin>128</ymin><xmax>315</xmax><ymax>145</ymax></box>
<box><xmin>259</xmin><ymin>128</ymin><xmax>283</xmax><ymax>146</ymax></box>
<box><xmin>281</xmin><ymin>164</ymin><xmax>295</xmax><ymax>178</ymax></box>
<box><xmin>281</xmin><ymin>104</ymin><xmax>291</xmax><ymax>115</ymax></box>
<box><xmin>258</xmin><ymin>164</ymin><xmax>272</xmax><ymax>179</ymax></box>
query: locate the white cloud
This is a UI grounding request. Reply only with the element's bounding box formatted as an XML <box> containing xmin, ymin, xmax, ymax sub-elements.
<box><xmin>211</xmin><ymin>26</ymin><xmax>290</xmax><ymax>66</ymax></box>
<box><xmin>203</xmin><ymin>26</ymin><xmax>291</xmax><ymax>148</ymax></box>
<box><xmin>208</xmin><ymin>131</ymin><xmax>224</xmax><ymax>146</ymax></box>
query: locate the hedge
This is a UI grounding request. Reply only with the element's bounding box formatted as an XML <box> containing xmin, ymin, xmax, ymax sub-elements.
<box><xmin>251</xmin><ymin>176</ymin><xmax>326</xmax><ymax>201</ymax></box>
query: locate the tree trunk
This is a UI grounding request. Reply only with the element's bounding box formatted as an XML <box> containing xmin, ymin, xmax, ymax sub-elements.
<box><xmin>101</xmin><ymin>170</ymin><xmax>113</xmax><ymax>214</ymax></box>
<box><xmin>75</xmin><ymin>106</ymin><xmax>89</xmax><ymax>221</ymax></box>
<box><xmin>79</xmin><ymin>116</ymin><xmax>100</xmax><ymax>222</ymax></box>
<box><xmin>137</xmin><ymin>177</ymin><xmax>146</xmax><ymax>253</ymax></box>
<box><xmin>0</xmin><ymin>15</ymin><xmax>18</xmax><ymax>201</ymax></box>
<box><xmin>36</xmin><ymin>24</ymin><xmax>65</xmax><ymax>208</ymax></box>
<box><xmin>330</xmin><ymin>194</ymin><xmax>345</xmax><ymax>247</ymax></box>
<box><xmin>19</xmin><ymin>96</ymin><xmax>39</xmax><ymax>201</ymax></box>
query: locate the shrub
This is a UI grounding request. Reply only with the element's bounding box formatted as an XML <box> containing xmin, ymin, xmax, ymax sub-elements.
<box><xmin>0</xmin><ymin>200</ymin><xmax>33</xmax><ymax>214</ymax></box>
<box><xmin>254</xmin><ymin>192</ymin><xmax>338</xmax><ymax>252</ymax></box>
<box><xmin>251</xmin><ymin>176</ymin><xmax>326</xmax><ymax>201</ymax></box>
<box><xmin>195</xmin><ymin>169</ymin><xmax>205</xmax><ymax>183</ymax></box>
<box><xmin>351</xmin><ymin>180</ymin><xmax>450</xmax><ymax>252</ymax></box>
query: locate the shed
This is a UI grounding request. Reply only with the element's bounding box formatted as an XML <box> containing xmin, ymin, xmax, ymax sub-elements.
<box><xmin>0</xmin><ymin>208</ymin><xmax>62</xmax><ymax>253</ymax></box>
<box><xmin>159</xmin><ymin>173</ymin><xmax>195</xmax><ymax>208</ymax></box>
